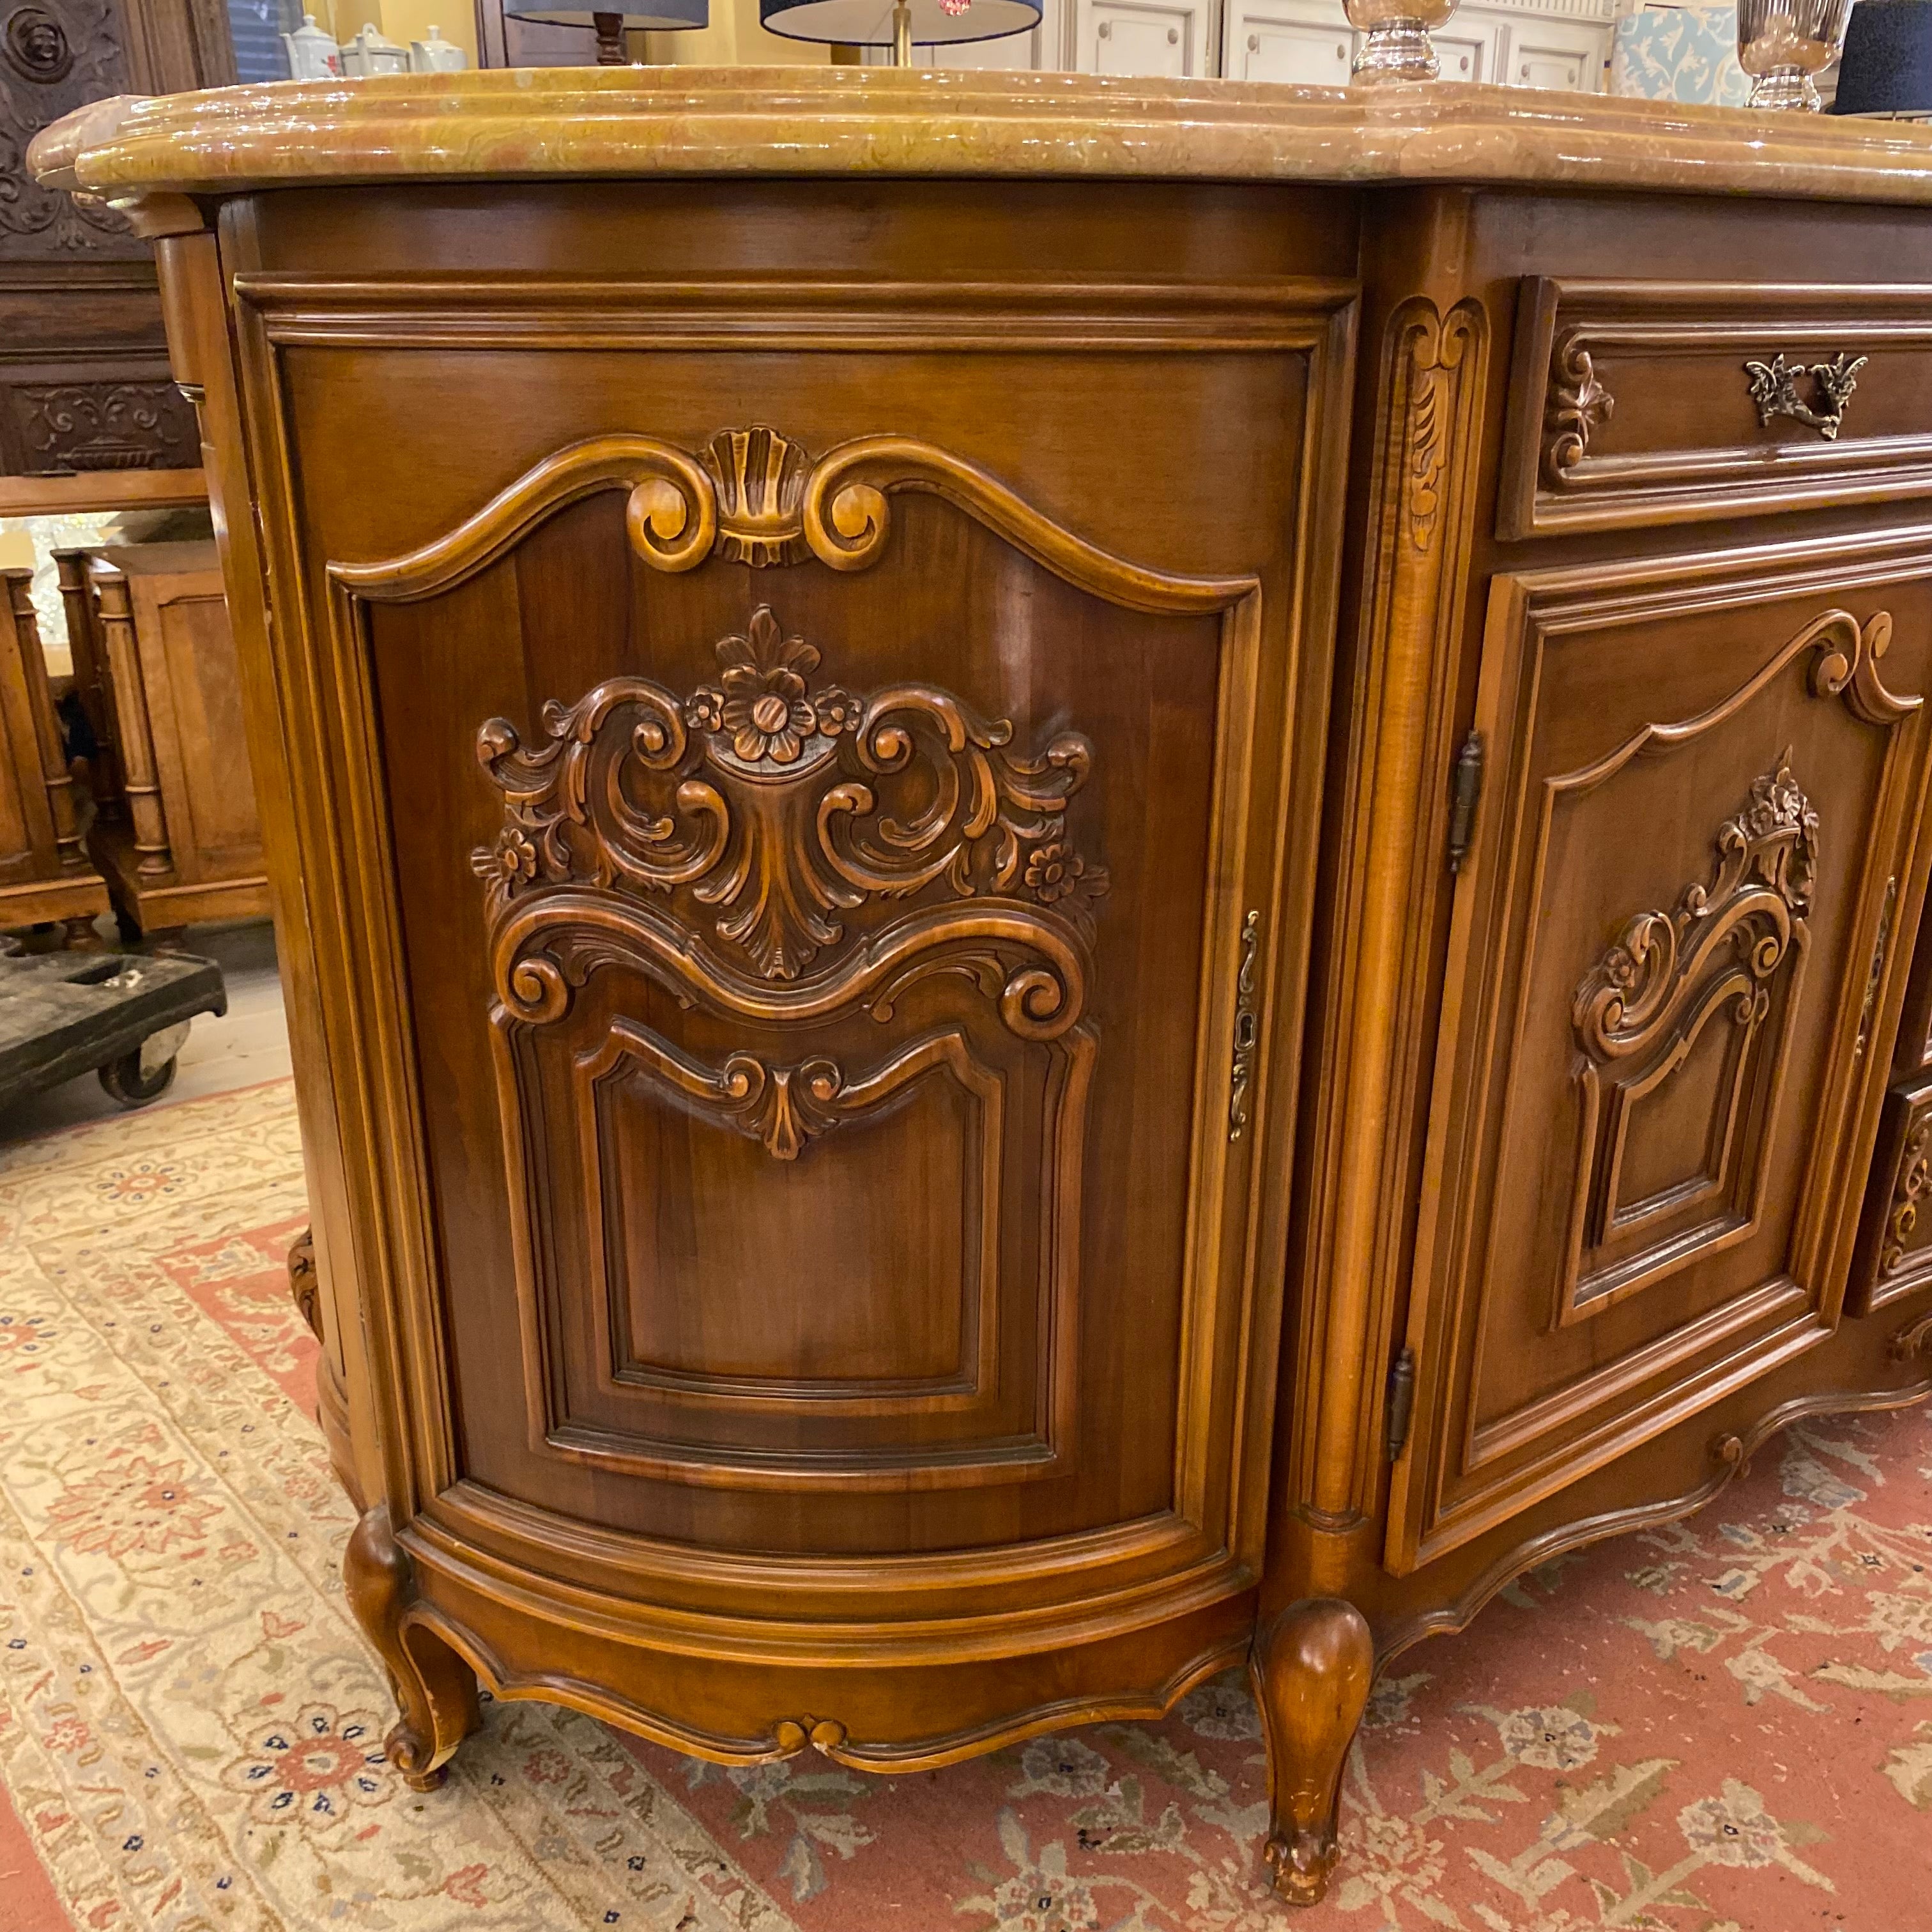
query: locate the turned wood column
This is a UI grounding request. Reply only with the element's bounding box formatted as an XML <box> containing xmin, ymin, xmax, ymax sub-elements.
<box><xmin>2</xmin><ymin>567</ymin><xmax>88</xmax><ymax>880</ymax></box>
<box><xmin>88</xmin><ymin>560</ymin><xmax>174</xmax><ymax>879</ymax></box>
<box><xmin>53</xmin><ymin>548</ymin><xmax>122</xmax><ymax>815</ymax></box>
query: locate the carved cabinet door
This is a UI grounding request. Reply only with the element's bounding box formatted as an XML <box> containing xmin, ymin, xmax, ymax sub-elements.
<box><xmin>1386</xmin><ymin>533</ymin><xmax>1932</xmax><ymax>1574</ymax></box>
<box><xmin>231</xmin><ymin>236</ymin><xmax>1353</xmax><ymax>1743</ymax></box>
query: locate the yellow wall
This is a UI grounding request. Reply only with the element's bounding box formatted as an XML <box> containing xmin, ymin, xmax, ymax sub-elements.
<box><xmin>378</xmin><ymin>0</ymin><xmax>477</xmax><ymax>61</ymax></box>
<box><xmin>310</xmin><ymin>0</ymin><xmax>822</xmax><ymax>68</ymax></box>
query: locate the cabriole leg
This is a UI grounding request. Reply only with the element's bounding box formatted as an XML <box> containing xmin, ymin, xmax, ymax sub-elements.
<box><xmin>1250</xmin><ymin>1598</ymin><xmax>1374</xmax><ymax>1906</ymax></box>
<box><xmin>344</xmin><ymin>1503</ymin><xmax>480</xmax><ymax>1790</ymax></box>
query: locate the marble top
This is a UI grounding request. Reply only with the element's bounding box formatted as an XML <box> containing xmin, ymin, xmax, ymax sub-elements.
<box><xmin>29</xmin><ymin>68</ymin><xmax>1932</xmax><ymax>206</ymax></box>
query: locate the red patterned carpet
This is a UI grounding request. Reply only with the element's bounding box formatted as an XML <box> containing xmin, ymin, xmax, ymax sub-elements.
<box><xmin>2</xmin><ymin>1081</ymin><xmax>1929</xmax><ymax>1931</ymax></box>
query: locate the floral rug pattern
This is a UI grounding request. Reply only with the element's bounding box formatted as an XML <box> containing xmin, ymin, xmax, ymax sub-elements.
<box><xmin>1</xmin><ymin>1079</ymin><xmax>1928</xmax><ymax>1932</ymax></box>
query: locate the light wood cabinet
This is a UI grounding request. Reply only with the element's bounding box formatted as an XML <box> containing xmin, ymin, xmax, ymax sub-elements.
<box><xmin>0</xmin><ymin>565</ymin><xmax>108</xmax><ymax>942</ymax></box>
<box><xmin>1390</xmin><ymin>544</ymin><xmax>1932</xmax><ymax>1572</ymax></box>
<box><xmin>70</xmin><ymin>541</ymin><xmax>269</xmax><ymax>939</ymax></box>
<box><xmin>33</xmin><ymin>73</ymin><xmax>1932</xmax><ymax>1913</ymax></box>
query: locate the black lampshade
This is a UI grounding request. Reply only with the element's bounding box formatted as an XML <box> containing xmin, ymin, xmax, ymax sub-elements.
<box><xmin>1831</xmin><ymin>0</ymin><xmax>1932</xmax><ymax>112</ymax></box>
<box><xmin>759</xmin><ymin>0</ymin><xmax>1040</xmax><ymax>46</ymax></box>
<box><xmin>505</xmin><ymin>0</ymin><xmax>709</xmax><ymax>26</ymax></box>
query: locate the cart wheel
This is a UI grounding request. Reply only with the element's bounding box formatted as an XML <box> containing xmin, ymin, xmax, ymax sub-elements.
<box><xmin>98</xmin><ymin>1046</ymin><xmax>178</xmax><ymax>1108</ymax></box>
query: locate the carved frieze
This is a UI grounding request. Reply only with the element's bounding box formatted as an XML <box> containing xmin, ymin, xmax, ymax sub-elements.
<box><xmin>473</xmin><ymin>604</ymin><xmax>1108</xmax><ymax>989</ymax></box>
<box><xmin>7</xmin><ymin>378</ymin><xmax>200</xmax><ymax>473</ymax></box>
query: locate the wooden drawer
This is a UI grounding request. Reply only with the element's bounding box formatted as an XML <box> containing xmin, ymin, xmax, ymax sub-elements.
<box><xmin>1501</xmin><ymin>280</ymin><xmax>1932</xmax><ymax>537</ymax></box>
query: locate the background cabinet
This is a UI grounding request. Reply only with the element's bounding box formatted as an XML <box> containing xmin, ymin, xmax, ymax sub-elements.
<box><xmin>0</xmin><ymin>564</ymin><xmax>107</xmax><ymax>942</ymax></box>
<box><xmin>66</xmin><ymin>540</ymin><xmax>268</xmax><ymax>940</ymax></box>
<box><xmin>939</xmin><ymin>0</ymin><xmax>1607</xmax><ymax>84</ymax></box>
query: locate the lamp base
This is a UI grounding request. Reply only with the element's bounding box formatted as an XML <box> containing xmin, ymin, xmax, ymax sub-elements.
<box><xmin>1351</xmin><ymin>18</ymin><xmax>1441</xmax><ymax>80</ymax></box>
<box><xmin>592</xmin><ymin>8</ymin><xmax>627</xmax><ymax>60</ymax></box>
<box><xmin>1749</xmin><ymin>65</ymin><xmax>1824</xmax><ymax>109</ymax></box>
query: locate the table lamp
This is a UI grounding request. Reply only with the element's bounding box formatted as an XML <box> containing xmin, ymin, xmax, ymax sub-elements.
<box><xmin>1830</xmin><ymin>0</ymin><xmax>1932</xmax><ymax>112</ymax></box>
<box><xmin>760</xmin><ymin>0</ymin><xmax>1042</xmax><ymax>66</ymax></box>
<box><xmin>503</xmin><ymin>0</ymin><xmax>709</xmax><ymax>63</ymax></box>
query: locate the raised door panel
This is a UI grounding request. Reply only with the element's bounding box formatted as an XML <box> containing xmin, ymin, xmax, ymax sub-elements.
<box><xmin>1436</xmin><ymin>11</ymin><xmax>1502</xmax><ymax>79</ymax></box>
<box><xmin>1388</xmin><ymin>537</ymin><xmax>1932</xmax><ymax>1573</ymax></box>
<box><xmin>0</xmin><ymin>596</ymin><xmax>51</xmax><ymax>880</ymax></box>
<box><xmin>139</xmin><ymin>574</ymin><xmax>263</xmax><ymax>880</ymax></box>
<box><xmin>1504</xmin><ymin>15</ymin><xmax>1607</xmax><ymax>89</ymax></box>
<box><xmin>1078</xmin><ymin>0</ymin><xmax>1208</xmax><ymax>74</ymax></box>
<box><xmin>1231</xmin><ymin>8</ymin><xmax>1353</xmax><ymax>84</ymax></box>
<box><xmin>234</xmin><ymin>259</ymin><xmax>1352</xmax><ymax>1652</ymax></box>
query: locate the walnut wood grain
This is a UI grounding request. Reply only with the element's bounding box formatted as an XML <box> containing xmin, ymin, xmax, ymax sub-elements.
<box><xmin>86</xmin><ymin>161</ymin><xmax>1932</xmax><ymax>1912</ymax></box>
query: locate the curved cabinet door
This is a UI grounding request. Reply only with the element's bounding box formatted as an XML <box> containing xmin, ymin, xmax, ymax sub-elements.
<box><xmin>231</xmin><ymin>247</ymin><xmax>1354</xmax><ymax>1705</ymax></box>
<box><xmin>1388</xmin><ymin>533</ymin><xmax>1932</xmax><ymax>1574</ymax></box>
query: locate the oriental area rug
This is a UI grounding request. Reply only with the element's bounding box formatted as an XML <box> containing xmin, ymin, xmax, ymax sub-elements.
<box><xmin>1</xmin><ymin>1082</ymin><xmax>1930</xmax><ymax>1932</ymax></box>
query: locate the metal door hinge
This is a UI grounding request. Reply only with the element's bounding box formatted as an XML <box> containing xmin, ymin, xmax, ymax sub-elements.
<box><xmin>1446</xmin><ymin>730</ymin><xmax>1483</xmax><ymax>873</ymax></box>
<box><xmin>1384</xmin><ymin>1347</ymin><xmax>1417</xmax><ymax>1460</ymax></box>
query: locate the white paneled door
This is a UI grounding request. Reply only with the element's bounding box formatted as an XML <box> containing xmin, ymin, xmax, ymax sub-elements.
<box><xmin>1229</xmin><ymin>4</ymin><xmax>1352</xmax><ymax>82</ymax></box>
<box><xmin>1077</xmin><ymin>0</ymin><xmax>1216</xmax><ymax>73</ymax></box>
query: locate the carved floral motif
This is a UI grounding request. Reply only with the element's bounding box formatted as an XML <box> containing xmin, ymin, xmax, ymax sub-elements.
<box><xmin>1574</xmin><ymin>757</ymin><xmax>1817</xmax><ymax>1064</ymax></box>
<box><xmin>473</xmin><ymin>606</ymin><xmax>1108</xmax><ymax>985</ymax></box>
<box><xmin>1543</xmin><ymin>337</ymin><xmax>1614</xmax><ymax>484</ymax></box>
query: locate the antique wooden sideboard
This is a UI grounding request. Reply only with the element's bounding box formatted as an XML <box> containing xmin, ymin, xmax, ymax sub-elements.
<box><xmin>32</xmin><ymin>71</ymin><xmax>1932</xmax><ymax>1906</ymax></box>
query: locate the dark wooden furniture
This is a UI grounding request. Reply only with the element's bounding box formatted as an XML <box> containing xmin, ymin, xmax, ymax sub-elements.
<box><xmin>33</xmin><ymin>71</ymin><xmax>1932</xmax><ymax>1909</ymax></box>
<box><xmin>0</xmin><ymin>562</ymin><xmax>107</xmax><ymax>941</ymax></box>
<box><xmin>0</xmin><ymin>0</ymin><xmax>239</xmax><ymax>511</ymax></box>
<box><xmin>57</xmin><ymin>539</ymin><xmax>268</xmax><ymax>939</ymax></box>
<box><xmin>0</xmin><ymin>942</ymin><xmax>223</xmax><ymax>1105</ymax></box>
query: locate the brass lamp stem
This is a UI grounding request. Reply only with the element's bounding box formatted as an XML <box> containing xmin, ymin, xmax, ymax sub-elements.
<box><xmin>891</xmin><ymin>0</ymin><xmax>912</xmax><ymax>64</ymax></box>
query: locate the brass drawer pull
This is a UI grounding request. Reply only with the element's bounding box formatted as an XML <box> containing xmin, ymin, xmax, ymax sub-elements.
<box><xmin>1229</xmin><ymin>908</ymin><xmax>1261</xmax><ymax>1140</ymax></box>
<box><xmin>1744</xmin><ymin>349</ymin><xmax>1867</xmax><ymax>441</ymax></box>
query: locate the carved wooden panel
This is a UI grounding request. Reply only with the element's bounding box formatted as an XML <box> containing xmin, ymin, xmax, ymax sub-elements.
<box><xmin>1562</xmin><ymin>756</ymin><xmax>1817</xmax><ymax>1324</ymax></box>
<box><xmin>311</xmin><ymin>390</ymin><xmax>1292</xmax><ymax>1565</ymax></box>
<box><xmin>1848</xmin><ymin>1068</ymin><xmax>1932</xmax><ymax>1316</ymax></box>
<box><xmin>0</xmin><ymin>0</ymin><xmax>141</xmax><ymax>261</ymax></box>
<box><xmin>1500</xmin><ymin>280</ymin><xmax>1932</xmax><ymax>537</ymax></box>
<box><xmin>1387</xmin><ymin>535</ymin><xmax>1932</xmax><ymax>1575</ymax></box>
<box><xmin>0</xmin><ymin>373</ymin><xmax>198</xmax><ymax>473</ymax></box>
<box><xmin>455</xmin><ymin>532</ymin><xmax>1126</xmax><ymax>1480</ymax></box>
<box><xmin>229</xmin><ymin>226</ymin><xmax>1351</xmax><ymax>1690</ymax></box>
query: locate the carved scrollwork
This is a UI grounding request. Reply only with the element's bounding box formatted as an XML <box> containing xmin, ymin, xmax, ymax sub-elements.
<box><xmin>1890</xmin><ymin>1309</ymin><xmax>1932</xmax><ymax>1363</ymax></box>
<box><xmin>770</xmin><ymin>1716</ymin><xmax>848</xmax><ymax>1757</ymax></box>
<box><xmin>1400</xmin><ymin>308</ymin><xmax>1482</xmax><ymax>553</ymax></box>
<box><xmin>1542</xmin><ymin>336</ymin><xmax>1614</xmax><ymax>485</ymax></box>
<box><xmin>1804</xmin><ymin>608</ymin><xmax>1917</xmax><ymax>727</ymax></box>
<box><xmin>474</xmin><ymin>605</ymin><xmax>1108</xmax><ymax>991</ymax></box>
<box><xmin>1880</xmin><ymin>1110</ymin><xmax>1932</xmax><ymax>1279</ymax></box>
<box><xmin>288</xmin><ymin>1227</ymin><xmax>321</xmax><ymax>1341</ymax></box>
<box><xmin>1574</xmin><ymin>757</ymin><xmax>1816</xmax><ymax>1064</ymax></box>
<box><xmin>1561</xmin><ymin>759</ymin><xmax>1818</xmax><ymax>1321</ymax></box>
